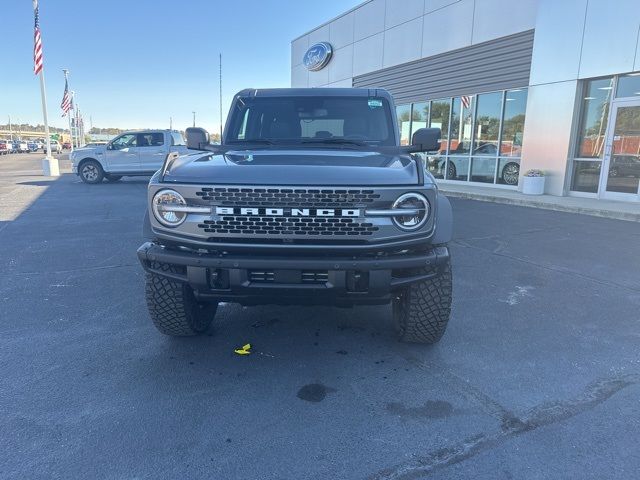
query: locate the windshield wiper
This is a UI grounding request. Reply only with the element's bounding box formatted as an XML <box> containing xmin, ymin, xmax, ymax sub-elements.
<box><xmin>301</xmin><ymin>138</ymin><xmax>369</xmax><ymax>147</ymax></box>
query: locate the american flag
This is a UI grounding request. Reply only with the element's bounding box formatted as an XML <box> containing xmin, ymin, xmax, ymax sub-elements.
<box><xmin>33</xmin><ymin>0</ymin><xmax>43</xmax><ymax>75</ymax></box>
<box><xmin>461</xmin><ymin>95</ymin><xmax>472</xmax><ymax>109</ymax></box>
<box><xmin>61</xmin><ymin>79</ymin><xmax>72</xmax><ymax>116</ymax></box>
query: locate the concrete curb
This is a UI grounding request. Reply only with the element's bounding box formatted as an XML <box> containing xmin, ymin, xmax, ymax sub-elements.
<box><xmin>440</xmin><ymin>189</ymin><xmax>640</xmax><ymax>223</ymax></box>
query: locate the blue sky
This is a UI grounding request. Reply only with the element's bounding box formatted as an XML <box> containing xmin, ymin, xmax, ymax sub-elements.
<box><xmin>0</xmin><ymin>0</ymin><xmax>356</xmax><ymax>132</ymax></box>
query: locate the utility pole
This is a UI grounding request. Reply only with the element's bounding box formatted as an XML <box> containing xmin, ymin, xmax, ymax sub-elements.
<box><xmin>62</xmin><ymin>69</ymin><xmax>73</xmax><ymax>152</ymax></box>
<box><xmin>8</xmin><ymin>115</ymin><xmax>13</xmax><ymax>141</ymax></box>
<box><xmin>169</xmin><ymin>116</ymin><xmax>173</xmax><ymax>130</ymax></box>
<box><xmin>219</xmin><ymin>53</ymin><xmax>223</xmax><ymax>139</ymax></box>
<box><xmin>192</xmin><ymin>111</ymin><xmax>196</xmax><ymax>128</ymax></box>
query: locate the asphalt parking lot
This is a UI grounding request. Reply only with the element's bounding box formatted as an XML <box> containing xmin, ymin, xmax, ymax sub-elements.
<box><xmin>1</xmin><ymin>152</ymin><xmax>639</xmax><ymax>479</ymax></box>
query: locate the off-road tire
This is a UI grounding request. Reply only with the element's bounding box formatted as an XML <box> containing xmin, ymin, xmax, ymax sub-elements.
<box><xmin>79</xmin><ymin>160</ymin><xmax>104</xmax><ymax>184</ymax></box>
<box><xmin>393</xmin><ymin>260</ymin><xmax>453</xmax><ymax>344</ymax></box>
<box><xmin>145</xmin><ymin>263</ymin><xmax>217</xmax><ymax>336</ymax></box>
<box><xmin>105</xmin><ymin>174</ymin><xmax>123</xmax><ymax>182</ymax></box>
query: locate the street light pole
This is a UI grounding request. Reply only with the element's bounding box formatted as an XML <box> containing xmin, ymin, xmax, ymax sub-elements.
<box><xmin>8</xmin><ymin>115</ymin><xmax>13</xmax><ymax>142</ymax></box>
<box><xmin>192</xmin><ymin>111</ymin><xmax>196</xmax><ymax>128</ymax></box>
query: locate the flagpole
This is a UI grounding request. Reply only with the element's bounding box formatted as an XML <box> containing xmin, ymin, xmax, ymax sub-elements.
<box><xmin>39</xmin><ymin>61</ymin><xmax>58</xmax><ymax>176</ymax></box>
<box><xmin>62</xmin><ymin>69</ymin><xmax>73</xmax><ymax>153</ymax></box>
<box><xmin>33</xmin><ymin>0</ymin><xmax>58</xmax><ymax>176</ymax></box>
<box><xmin>70</xmin><ymin>91</ymin><xmax>76</xmax><ymax>147</ymax></box>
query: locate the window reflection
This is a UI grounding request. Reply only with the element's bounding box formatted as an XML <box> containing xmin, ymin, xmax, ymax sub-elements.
<box><xmin>447</xmin><ymin>156</ymin><xmax>469</xmax><ymax>181</ymax></box>
<box><xmin>429</xmin><ymin>98</ymin><xmax>450</xmax><ymax>154</ymax></box>
<box><xmin>473</xmin><ymin>92</ymin><xmax>502</xmax><ymax>156</ymax></box>
<box><xmin>408</xmin><ymin>89</ymin><xmax>527</xmax><ymax>186</ymax></box>
<box><xmin>497</xmin><ymin>158</ymin><xmax>520</xmax><ymax>186</ymax></box>
<box><xmin>470</xmin><ymin>157</ymin><xmax>496</xmax><ymax>183</ymax></box>
<box><xmin>571</xmin><ymin>161</ymin><xmax>601</xmax><ymax>193</ymax></box>
<box><xmin>615</xmin><ymin>73</ymin><xmax>640</xmax><ymax>99</ymax></box>
<box><xmin>575</xmin><ymin>78</ymin><xmax>614</xmax><ymax>158</ymax></box>
<box><xmin>449</xmin><ymin>97</ymin><xmax>473</xmax><ymax>154</ymax></box>
<box><xmin>500</xmin><ymin>89</ymin><xmax>528</xmax><ymax>157</ymax></box>
<box><xmin>410</xmin><ymin>102</ymin><xmax>429</xmax><ymax>139</ymax></box>
<box><xmin>396</xmin><ymin>104</ymin><xmax>412</xmax><ymax>146</ymax></box>
<box><xmin>606</xmin><ymin>104</ymin><xmax>640</xmax><ymax>194</ymax></box>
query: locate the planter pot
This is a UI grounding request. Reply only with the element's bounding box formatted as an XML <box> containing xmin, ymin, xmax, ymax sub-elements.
<box><xmin>522</xmin><ymin>176</ymin><xmax>545</xmax><ymax>195</ymax></box>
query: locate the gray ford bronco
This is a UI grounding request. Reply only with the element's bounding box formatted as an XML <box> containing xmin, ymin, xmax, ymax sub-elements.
<box><xmin>137</xmin><ymin>88</ymin><xmax>453</xmax><ymax>343</ymax></box>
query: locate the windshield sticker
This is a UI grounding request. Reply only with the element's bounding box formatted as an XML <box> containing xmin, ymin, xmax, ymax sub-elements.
<box><xmin>368</xmin><ymin>99</ymin><xmax>383</xmax><ymax>109</ymax></box>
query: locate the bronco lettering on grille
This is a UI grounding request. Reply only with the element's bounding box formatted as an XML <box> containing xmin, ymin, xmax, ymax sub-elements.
<box><xmin>215</xmin><ymin>207</ymin><xmax>360</xmax><ymax>217</ymax></box>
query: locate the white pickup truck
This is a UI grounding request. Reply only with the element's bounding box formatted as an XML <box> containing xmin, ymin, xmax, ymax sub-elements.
<box><xmin>70</xmin><ymin>130</ymin><xmax>189</xmax><ymax>184</ymax></box>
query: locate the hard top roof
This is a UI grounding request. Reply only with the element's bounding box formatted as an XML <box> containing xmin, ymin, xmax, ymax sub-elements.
<box><xmin>234</xmin><ymin>88</ymin><xmax>392</xmax><ymax>100</ymax></box>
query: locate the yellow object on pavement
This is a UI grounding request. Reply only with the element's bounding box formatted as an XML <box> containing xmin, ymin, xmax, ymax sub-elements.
<box><xmin>234</xmin><ymin>343</ymin><xmax>251</xmax><ymax>355</ymax></box>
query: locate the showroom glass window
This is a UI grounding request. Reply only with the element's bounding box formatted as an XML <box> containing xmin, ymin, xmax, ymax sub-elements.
<box><xmin>447</xmin><ymin>96</ymin><xmax>474</xmax><ymax>181</ymax></box>
<box><xmin>408</xmin><ymin>102</ymin><xmax>431</xmax><ymax>178</ymax></box>
<box><xmin>575</xmin><ymin>78</ymin><xmax>614</xmax><ymax>159</ymax></box>
<box><xmin>411</xmin><ymin>102</ymin><xmax>429</xmax><ymax>134</ymax></box>
<box><xmin>427</xmin><ymin>99</ymin><xmax>450</xmax><ymax>179</ymax></box>
<box><xmin>405</xmin><ymin>89</ymin><xmax>527</xmax><ymax>186</ymax></box>
<box><xmin>500</xmin><ymin>89</ymin><xmax>527</xmax><ymax>157</ymax></box>
<box><xmin>429</xmin><ymin>99</ymin><xmax>450</xmax><ymax>150</ymax></box>
<box><xmin>571</xmin><ymin>77</ymin><xmax>614</xmax><ymax>193</ymax></box>
<box><xmin>615</xmin><ymin>73</ymin><xmax>640</xmax><ymax>98</ymax></box>
<box><xmin>497</xmin><ymin>88</ymin><xmax>528</xmax><ymax>185</ymax></box>
<box><xmin>396</xmin><ymin>105</ymin><xmax>412</xmax><ymax>145</ymax></box>
<box><xmin>471</xmin><ymin>92</ymin><xmax>502</xmax><ymax>183</ymax></box>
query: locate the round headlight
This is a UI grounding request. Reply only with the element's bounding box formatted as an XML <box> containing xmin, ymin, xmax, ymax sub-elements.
<box><xmin>391</xmin><ymin>193</ymin><xmax>430</xmax><ymax>231</ymax></box>
<box><xmin>152</xmin><ymin>189</ymin><xmax>187</xmax><ymax>227</ymax></box>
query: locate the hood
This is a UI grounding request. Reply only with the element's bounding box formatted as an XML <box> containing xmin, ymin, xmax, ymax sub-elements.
<box><xmin>162</xmin><ymin>149</ymin><xmax>424</xmax><ymax>186</ymax></box>
<box><xmin>73</xmin><ymin>145</ymin><xmax>103</xmax><ymax>154</ymax></box>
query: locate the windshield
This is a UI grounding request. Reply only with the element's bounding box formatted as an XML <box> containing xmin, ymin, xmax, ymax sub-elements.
<box><xmin>170</xmin><ymin>132</ymin><xmax>185</xmax><ymax>146</ymax></box>
<box><xmin>226</xmin><ymin>96</ymin><xmax>395</xmax><ymax>146</ymax></box>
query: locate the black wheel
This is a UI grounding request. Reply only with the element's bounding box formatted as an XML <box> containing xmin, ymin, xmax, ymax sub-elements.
<box><xmin>393</xmin><ymin>260</ymin><xmax>453</xmax><ymax>344</ymax></box>
<box><xmin>105</xmin><ymin>174</ymin><xmax>123</xmax><ymax>182</ymax></box>
<box><xmin>79</xmin><ymin>160</ymin><xmax>104</xmax><ymax>184</ymax></box>
<box><xmin>446</xmin><ymin>161</ymin><xmax>457</xmax><ymax>180</ymax></box>
<box><xmin>145</xmin><ymin>262</ymin><xmax>217</xmax><ymax>336</ymax></box>
<box><xmin>501</xmin><ymin>162</ymin><xmax>520</xmax><ymax>186</ymax></box>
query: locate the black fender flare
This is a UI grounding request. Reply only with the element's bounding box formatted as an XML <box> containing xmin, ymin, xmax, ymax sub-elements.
<box><xmin>142</xmin><ymin>210</ymin><xmax>153</xmax><ymax>242</ymax></box>
<box><xmin>432</xmin><ymin>193</ymin><xmax>453</xmax><ymax>244</ymax></box>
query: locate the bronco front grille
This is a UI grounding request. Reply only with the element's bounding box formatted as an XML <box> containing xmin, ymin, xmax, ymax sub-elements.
<box><xmin>195</xmin><ymin>187</ymin><xmax>380</xmax><ymax>207</ymax></box>
<box><xmin>198</xmin><ymin>216</ymin><xmax>378</xmax><ymax>236</ymax></box>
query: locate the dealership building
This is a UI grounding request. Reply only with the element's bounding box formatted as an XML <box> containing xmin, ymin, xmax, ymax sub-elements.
<box><xmin>291</xmin><ymin>0</ymin><xmax>640</xmax><ymax>203</ymax></box>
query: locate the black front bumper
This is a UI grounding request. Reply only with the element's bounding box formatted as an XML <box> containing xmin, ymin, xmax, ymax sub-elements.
<box><xmin>137</xmin><ymin>242</ymin><xmax>450</xmax><ymax>306</ymax></box>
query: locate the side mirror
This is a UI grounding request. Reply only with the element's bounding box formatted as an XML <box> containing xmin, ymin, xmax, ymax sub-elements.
<box><xmin>411</xmin><ymin>128</ymin><xmax>441</xmax><ymax>152</ymax></box>
<box><xmin>186</xmin><ymin>127</ymin><xmax>210</xmax><ymax>150</ymax></box>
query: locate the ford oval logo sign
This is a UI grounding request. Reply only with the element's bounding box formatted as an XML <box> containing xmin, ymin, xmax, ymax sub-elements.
<box><xmin>303</xmin><ymin>42</ymin><xmax>333</xmax><ymax>71</ymax></box>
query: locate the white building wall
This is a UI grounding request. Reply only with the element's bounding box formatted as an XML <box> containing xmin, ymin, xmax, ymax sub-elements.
<box><xmin>291</xmin><ymin>0</ymin><xmax>538</xmax><ymax>88</ymax></box>
<box><xmin>521</xmin><ymin>0</ymin><xmax>640</xmax><ymax>195</ymax></box>
<box><xmin>292</xmin><ymin>0</ymin><xmax>640</xmax><ymax>197</ymax></box>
